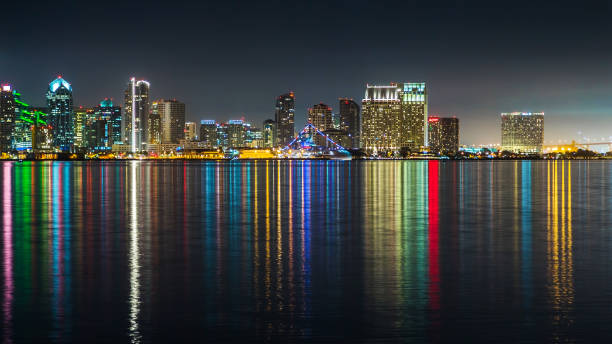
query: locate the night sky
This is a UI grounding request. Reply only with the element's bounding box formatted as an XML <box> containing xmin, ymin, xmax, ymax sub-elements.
<box><xmin>2</xmin><ymin>0</ymin><xmax>611</xmax><ymax>145</ymax></box>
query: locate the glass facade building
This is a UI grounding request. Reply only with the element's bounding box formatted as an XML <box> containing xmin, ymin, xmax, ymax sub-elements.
<box><xmin>275</xmin><ymin>92</ymin><xmax>295</xmax><ymax>147</ymax></box>
<box><xmin>200</xmin><ymin>120</ymin><xmax>218</xmax><ymax>148</ymax></box>
<box><xmin>123</xmin><ymin>78</ymin><xmax>150</xmax><ymax>151</ymax></box>
<box><xmin>47</xmin><ymin>76</ymin><xmax>74</xmax><ymax>151</ymax></box>
<box><xmin>0</xmin><ymin>84</ymin><xmax>15</xmax><ymax>152</ymax></box>
<box><xmin>339</xmin><ymin>98</ymin><xmax>360</xmax><ymax>149</ymax></box>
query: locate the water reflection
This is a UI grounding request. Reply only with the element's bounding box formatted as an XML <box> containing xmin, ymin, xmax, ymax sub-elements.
<box><xmin>0</xmin><ymin>161</ymin><xmax>610</xmax><ymax>342</ymax></box>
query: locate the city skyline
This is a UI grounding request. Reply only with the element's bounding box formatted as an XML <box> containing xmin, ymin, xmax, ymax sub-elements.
<box><xmin>2</xmin><ymin>1</ymin><xmax>611</xmax><ymax>145</ymax></box>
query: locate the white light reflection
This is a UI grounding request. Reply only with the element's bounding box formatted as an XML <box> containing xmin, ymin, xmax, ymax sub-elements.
<box><xmin>128</xmin><ymin>161</ymin><xmax>141</xmax><ymax>343</ymax></box>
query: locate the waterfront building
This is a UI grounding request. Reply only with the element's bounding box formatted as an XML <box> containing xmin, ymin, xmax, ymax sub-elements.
<box><xmin>185</xmin><ymin>121</ymin><xmax>197</xmax><ymax>141</ymax></box>
<box><xmin>86</xmin><ymin>99</ymin><xmax>122</xmax><ymax>150</ymax></box>
<box><xmin>275</xmin><ymin>92</ymin><xmax>295</xmax><ymax>147</ymax></box>
<box><xmin>217</xmin><ymin>123</ymin><xmax>229</xmax><ymax>148</ymax></box>
<box><xmin>227</xmin><ymin>119</ymin><xmax>246</xmax><ymax>147</ymax></box>
<box><xmin>500</xmin><ymin>112</ymin><xmax>544</xmax><ymax>154</ymax></box>
<box><xmin>308</xmin><ymin>103</ymin><xmax>333</xmax><ymax>131</ymax></box>
<box><xmin>123</xmin><ymin>78</ymin><xmax>150</xmax><ymax>151</ymax></box>
<box><xmin>200</xmin><ymin>120</ymin><xmax>218</xmax><ymax>148</ymax></box>
<box><xmin>0</xmin><ymin>84</ymin><xmax>15</xmax><ymax>152</ymax></box>
<box><xmin>245</xmin><ymin>124</ymin><xmax>263</xmax><ymax>148</ymax></box>
<box><xmin>339</xmin><ymin>98</ymin><xmax>360</xmax><ymax>148</ymax></box>
<box><xmin>149</xmin><ymin>101</ymin><xmax>162</xmax><ymax>144</ymax></box>
<box><xmin>47</xmin><ymin>76</ymin><xmax>74</xmax><ymax>151</ymax></box>
<box><xmin>73</xmin><ymin>106</ymin><xmax>88</xmax><ymax>149</ymax></box>
<box><xmin>262</xmin><ymin>119</ymin><xmax>276</xmax><ymax>148</ymax></box>
<box><xmin>155</xmin><ymin>99</ymin><xmax>185</xmax><ymax>144</ymax></box>
<box><xmin>361</xmin><ymin>82</ymin><xmax>427</xmax><ymax>154</ymax></box>
<box><xmin>428</xmin><ymin>116</ymin><xmax>459</xmax><ymax>155</ymax></box>
<box><xmin>322</xmin><ymin>128</ymin><xmax>351</xmax><ymax>149</ymax></box>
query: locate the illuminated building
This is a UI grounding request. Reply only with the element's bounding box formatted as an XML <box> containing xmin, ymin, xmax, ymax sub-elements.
<box><xmin>428</xmin><ymin>116</ymin><xmax>459</xmax><ymax>155</ymax></box>
<box><xmin>200</xmin><ymin>120</ymin><xmax>218</xmax><ymax>148</ymax></box>
<box><xmin>47</xmin><ymin>76</ymin><xmax>74</xmax><ymax>151</ymax></box>
<box><xmin>308</xmin><ymin>103</ymin><xmax>333</xmax><ymax>130</ymax></box>
<box><xmin>262</xmin><ymin>119</ymin><xmax>276</xmax><ymax>148</ymax></box>
<box><xmin>216</xmin><ymin>123</ymin><xmax>228</xmax><ymax>148</ymax></box>
<box><xmin>322</xmin><ymin>128</ymin><xmax>351</xmax><ymax>149</ymax></box>
<box><xmin>227</xmin><ymin>120</ymin><xmax>246</xmax><ymax>147</ymax></box>
<box><xmin>361</xmin><ymin>82</ymin><xmax>427</xmax><ymax>153</ymax></box>
<box><xmin>339</xmin><ymin>98</ymin><xmax>360</xmax><ymax>148</ymax></box>
<box><xmin>155</xmin><ymin>99</ymin><xmax>185</xmax><ymax>144</ymax></box>
<box><xmin>123</xmin><ymin>78</ymin><xmax>150</xmax><ymax>151</ymax></box>
<box><xmin>86</xmin><ymin>99</ymin><xmax>122</xmax><ymax>151</ymax></box>
<box><xmin>275</xmin><ymin>92</ymin><xmax>295</xmax><ymax>146</ymax></box>
<box><xmin>185</xmin><ymin>121</ymin><xmax>197</xmax><ymax>141</ymax></box>
<box><xmin>73</xmin><ymin>107</ymin><xmax>88</xmax><ymax>148</ymax></box>
<box><xmin>501</xmin><ymin>112</ymin><xmax>544</xmax><ymax>154</ymax></box>
<box><xmin>245</xmin><ymin>124</ymin><xmax>263</xmax><ymax>148</ymax></box>
<box><xmin>0</xmin><ymin>84</ymin><xmax>15</xmax><ymax>152</ymax></box>
<box><xmin>149</xmin><ymin>102</ymin><xmax>161</xmax><ymax>144</ymax></box>
<box><xmin>308</xmin><ymin>103</ymin><xmax>333</xmax><ymax>146</ymax></box>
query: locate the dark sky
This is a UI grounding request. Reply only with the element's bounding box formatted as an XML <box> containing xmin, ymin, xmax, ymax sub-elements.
<box><xmin>2</xmin><ymin>0</ymin><xmax>612</xmax><ymax>145</ymax></box>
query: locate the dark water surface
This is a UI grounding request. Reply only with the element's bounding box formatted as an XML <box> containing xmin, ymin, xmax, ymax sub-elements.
<box><xmin>1</xmin><ymin>160</ymin><xmax>611</xmax><ymax>343</ymax></box>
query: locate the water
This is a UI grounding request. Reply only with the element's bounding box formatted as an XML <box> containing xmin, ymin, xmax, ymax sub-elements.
<box><xmin>1</xmin><ymin>160</ymin><xmax>611</xmax><ymax>343</ymax></box>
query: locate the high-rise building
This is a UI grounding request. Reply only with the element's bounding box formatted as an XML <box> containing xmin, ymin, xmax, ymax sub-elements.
<box><xmin>123</xmin><ymin>78</ymin><xmax>150</xmax><ymax>151</ymax></box>
<box><xmin>185</xmin><ymin>121</ymin><xmax>197</xmax><ymax>141</ymax></box>
<box><xmin>275</xmin><ymin>92</ymin><xmax>295</xmax><ymax>147</ymax></box>
<box><xmin>361</xmin><ymin>82</ymin><xmax>427</xmax><ymax>153</ymax></box>
<box><xmin>154</xmin><ymin>99</ymin><xmax>185</xmax><ymax>144</ymax></box>
<box><xmin>428</xmin><ymin>116</ymin><xmax>459</xmax><ymax>155</ymax></box>
<box><xmin>217</xmin><ymin>123</ymin><xmax>228</xmax><ymax>148</ymax></box>
<box><xmin>308</xmin><ymin>103</ymin><xmax>333</xmax><ymax>131</ymax></box>
<box><xmin>87</xmin><ymin>98</ymin><xmax>122</xmax><ymax>150</ymax></box>
<box><xmin>227</xmin><ymin>120</ymin><xmax>246</xmax><ymax>147</ymax></box>
<box><xmin>339</xmin><ymin>98</ymin><xmax>360</xmax><ymax>148</ymax></box>
<box><xmin>149</xmin><ymin>102</ymin><xmax>161</xmax><ymax>145</ymax></box>
<box><xmin>501</xmin><ymin>112</ymin><xmax>544</xmax><ymax>154</ymax></box>
<box><xmin>200</xmin><ymin>120</ymin><xmax>218</xmax><ymax>148</ymax></box>
<box><xmin>245</xmin><ymin>124</ymin><xmax>263</xmax><ymax>148</ymax></box>
<box><xmin>47</xmin><ymin>76</ymin><xmax>74</xmax><ymax>151</ymax></box>
<box><xmin>0</xmin><ymin>84</ymin><xmax>15</xmax><ymax>152</ymax></box>
<box><xmin>262</xmin><ymin>119</ymin><xmax>276</xmax><ymax>148</ymax></box>
<box><xmin>73</xmin><ymin>106</ymin><xmax>88</xmax><ymax>149</ymax></box>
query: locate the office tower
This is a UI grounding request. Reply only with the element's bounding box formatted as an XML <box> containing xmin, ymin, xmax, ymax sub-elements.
<box><xmin>262</xmin><ymin>119</ymin><xmax>276</xmax><ymax>148</ymax></box>
<box><xmin>154</xmin><ymin>99</ymin><xmax>185</xmax><ymax>144</ymax></box>
<box><xmin>200</xmin><ymin>120</ymin><xmax>218</xmax><ymax>148</ymax></box>
<box><xmin>227</xmin><ymin>120</ymin><xmax>246</xmax><ymax>147</ymax></box>
<box><xmin>308</xmin><ymin>103</ymin><xmax>333</xmax><ymax>131</ymax></box>
<box><xmin>0</xmin><ymin>84</ymin><xmax>15</xmax><ymax>152</ymax></box>
<box><xmin>428</xmin><ymin>116</ymin><xmax>459</xmax><ymax>155</ymax></box>
<box><xmin>185</xmin><ymin>121</ymin><xmax>197</xmax><ymax>141</ymax></box>
<box><xmin>275</xmin><ymin>92</ymin><xmax>295</xmax><ymax>146</ymax></box>
<box><xmin>322</xmin><ymin>128</ymin><xmax>351</xmax><ymax>149</ymax></box>
<box><xmin>149</xmin><ymin>102</ymin><xmax>162</xmax><ymax>144</ymax></box>
<box><xmin>339</xmin><ymin>98</ymin><xmax>360</xmax><ymax>148</ymax></box>
<box><xmin>361</xmin><ymin>82</ymin><xmax>427</xmax><ymax>153</ymax></box>
<box><xmin>245</xmin><ymin>124</ymin><xmax>263</xmax><ymax>148</ymax></box>
<box><xmin>47</xmin><ymin>76</ymin><xmax>74</xmax><ymax>151</ymax></box>
<box><xmin>123</xmin><ymin>78</ymin><xmax>150</xmax><ymax>151</ymax></box>
<box><xmin>216</xmin><ymin>123</ymin><xmax>228</xmax><ymax>148</ymax></box>
<box><xmin>73</xmin><ymin>106</ymin><xmax>88</xmax><ymax>149</ymax></box>
<box><xmin>88</xmin><ymin>98</ymin><xmax>122</xmax><ymax>150</ymax></box>
<box><xmin>501</xmin><ymin>112</ymin><xmax>544</xmax><ymax>154</ymax></box>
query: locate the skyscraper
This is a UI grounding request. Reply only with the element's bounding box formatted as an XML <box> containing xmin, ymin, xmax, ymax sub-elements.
<box><xmin>89</xmin><ymin>98</ymin><xmax>122</xmax><ymax>150</ymax></box>
<box><xmin>275</xmin><ymin>92</ymin><xmax>295</xmax><ymax>147</ymax></box>
<box><xmin>262</xmin><ymin>119</ymin><xmax>276</xmax><ymax>148</ymax></box>
<box><xmin>123</xmin><ymin>78</ymin><xmax>150</xmax><ymax>151</ymax></box>
<box><xmin>0</xmin><ymin>84</ymin><xmax>15</xmax><ymax>152</ymax></box>
<box><xmin>149</xmin><ymin>101</ymin><xmax>161</xmax><ymax>145</ymax></box>
<box><xmin>501</xmin><ymin>112</ymin><xmax>544</xmax><ymax>154</ymax></box>
<box><xmin>308</xmin><ymin>103</ymin><xmax>333</xmax><ymax>131</ymax></box>
<box><xmin>47</xmin><ymin>76</ymin><xmax>74</xmax><ymax>151</ymax></box>
<box><xmin>155</xmin><ymin>99</ymin><xmax>185</xmax><ymax>144</ymax></box>
<box><xmin>428</xmin><ymin>116</ymin><xmax>459</xmax><ymax>155</ymax></box>
<box><xmin>200</xmin><ymin>120</ymin><xmax>218</xmax><ymax>148</ymax></box>
<box><xmin>185</xmin><ymin>121</ymin><xmax>197</xmax><ymax>141</ymax></box>
<box><xmin>73</xmin><ymin>106</ymin><xmax>88</xmax><ymax>149</ymax></box>
<box><xmin>227</xmin><ymin>120</ymin><xmax>246</xmax><ymax>147</ymax></box>
<box><xmin>361</xmin><ymin>82</ymin><xmax>427</xmax><ymax>154</ymax></box>
<box><xmin>339</xmin><ymin>98</ymin><xmax>360</xmax><ymax>148</ymax></box>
